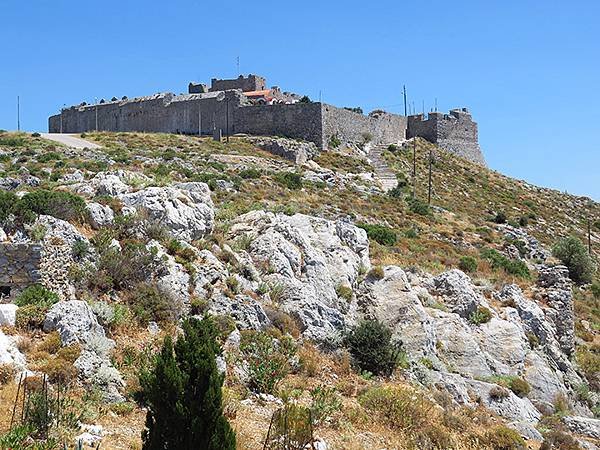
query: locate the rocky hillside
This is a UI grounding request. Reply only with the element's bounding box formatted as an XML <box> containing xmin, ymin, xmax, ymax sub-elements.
<box><xmin>0</xmin><ymin>130</ymin><xmax>599</xmax><ymax>449</ymax></box>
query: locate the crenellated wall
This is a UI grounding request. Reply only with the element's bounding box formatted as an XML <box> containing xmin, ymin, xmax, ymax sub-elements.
<box><xmin>407</xmin><ymin>108</ymin><xmax>485</xmax><ymax>165</ymax></box>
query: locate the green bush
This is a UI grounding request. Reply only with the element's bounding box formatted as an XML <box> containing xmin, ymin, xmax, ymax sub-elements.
<box><xmin>15</xmin><ymin>285</ymin><xmax>59</xmax><ymax>308</ymax></box>
<box><xmin>310</xmin><ymin>385</ymin><xmax>342</xmax><ymax>427</ymax></box>
<box><xmin>127</xmin><ymin>283</ymin><xmax>181</xmax><ymax>324</ymax></box>
<box><xmin>481</xmin><ymin>248</ymin><xmax>530</xmax><ymax>279</ymax></box>
<box><xmin>509</xmin><ymin>377</ymin><xmax>531</xmax><ymax>398</ymax></box>
<box><xmin>13</xmin><ymin>189</ymin><xmax>87</xmax><ymax>223</ymax></box>
<box><xmin>493</xmin><ymin>211</ymin><xmax>508</xmax><ymax>224</ymax></box>
<box><xmin>91</xmin><ymin>242</ymin><xmax>159</xmax><ymax>291</ymax></box>
<box><xmin>344</xmin><ymin>319</ymin><xmax>402</xmax><ymax>376</ymax></box>
<box><xmin>459</xmin><ymin>256</ymin><xmax>478</xmax><ymax>273</ymax></box>
<box><xmin>139</xmin><ymin>317</ymin><xmax>236</xmax><ymax>449</ymax></box>
<box><xmin>238</xmin><ymin>168</ymin><xmax>262</xmax><ymax>179</ymax></box>
<box><xmin>553</xmin><ymin>236</ymin><xmax>596</xmax><ymax>284</ymax></box>
<box><xmin>357</xmin><ymin>223</ymin><xmax>397</xmax><ymax>246</ymax></box>
<box><xmin>273</xmin><ymin>171</ymin><xmax>303</xmax><ymax>190</ymax></box>
<box><xmin>239</xmin><ymin>330</ymin><xmax>296</xmax><ymax>394</ymax></box>
<box><xmin>408</xmin><ymin>197</ymin><xmax>431</xmax><ymax>216</ymax></box>
<box><xmin>0</xmin><ymin>135</ymin><xmax>26</xmax><ymax>147</ymax></box>
<box><xmin>328</xmin><ymin>134</ymin><xmax>341</xmax><ymax>148</ymax></box>
<box><xmin>592</xmin><ymin>282</ymin><xmax>600</xmax><ymax>299</ymax></box>
<box><xmin>0</xmin><ymin>191</ymin><xmax>18</xmax><ymax>223</ymax></box>
<box><xmin>469</xmin><ymin>306</ymin><xmax>492</xmax><ymax>325</ymax></box>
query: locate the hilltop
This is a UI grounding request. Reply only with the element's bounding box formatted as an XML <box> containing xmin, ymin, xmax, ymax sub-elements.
<box><xmin>0</xmin><ymin>130</ymin><xmax>599</xmax><ymax>449</ymax></box>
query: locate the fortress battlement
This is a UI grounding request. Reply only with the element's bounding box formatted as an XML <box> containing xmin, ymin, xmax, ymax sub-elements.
<box><xmin>49</xmin><ymin>75</ymin><xmax>485</xmax><ymax>164</ymax></box>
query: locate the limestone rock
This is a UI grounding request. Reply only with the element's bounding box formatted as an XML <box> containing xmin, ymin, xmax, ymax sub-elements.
<box><xmin>0</xmin><ymin>329</ymin><xmax>26</xmax><ymax>369</ymax></box>
<box><xmin>147</xmin><ymin>240</ymin><xmax>190</xmax><ymax>308</ymax></box>
<box><xmin>208</xmin><ymin>293</ymin><xmax>270</xmax><ymax>330</ymax></box>
<box><xmin>192</xmin><ymin>250</ymin><xmax>228</xmax><ymax>298</ymax></box>
<box><xmin>358</xmin><ymin>265</ymin><xmax>436</xmax><ymax>358</ymax></box>
<box><xmin>120</xmin><ymin>182</ymin><xmax>214</xmax><ymax>241</ymax></box>
<box><xmin>87</xmin><ymin>202</ymin><xmax>114</xmax><ymax>229</ymax></box>
<box><xmin>229</xmin><ymin>211</ymin><xmax>368</xmax><ymax>341</ymax></box>
<box><xmin>43</xmin><ymin>300</ymin><xmax>106</xmax><ymax>346</ymax></box>
<box><xmin>474</xmin><ymin>317</ymin><xmax>527</xmax><ymax>375</ymax></box>
<box><xmin>465</xmin><ymin>379</ymin><xmax>541</xmax><ymax>423</ymax></box>
<box><xmin>428</xmin><ymin>270</ymin><xmax>481</xmax><ymax>318</ymax></box>
<box><xmin>563</xmin><ymin>416</ymin><xmax>600</xmax><ymax>439</ymax></box>
<box><xmin>248</xmin><ymin>136</ymin><xmax>319</xmax><ymax>165</ymax></box>
<box><xmin>0</xmin><ymin>304</ymin><xmax>18</xmax><ymax>327</ymax></box>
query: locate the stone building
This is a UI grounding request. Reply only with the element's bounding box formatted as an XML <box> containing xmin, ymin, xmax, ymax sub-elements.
<box><xmin>0</xmin><ymin>244</ymin><xmax>42</xmax><ymax>299</ymax></box>
<box><xmin>48</xmin><ymin>74</ymin><xmax>485</xmax><ymax>164</ymax></box>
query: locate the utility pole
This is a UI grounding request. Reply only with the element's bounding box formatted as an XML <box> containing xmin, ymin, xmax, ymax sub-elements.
<box><xmin>319</xmin><ymin>90</ymin><xmax>322</xmax><ymax>103</ymax></box>
<box><xmin>17</xmin><ymin>96</ymin><xmax>20</xmax><ymax>131</ymax></box>
<box><xmin>434</xmin><ymin>97</ymin><xmax>438</xmax><ymax>112</ymax></box>
<box><xmin>236</xmin><ymin>56</ymin><xmax>240</xmax><ymax>75</ymax></box>
<box><xmin>412</xmin><ymin>139</ymin><xmax>417</xmax><ymax>199</ymax></box>
<box><xmin>428</xmin><ymin>147</ymin><xmax>433</xmax><ymax>204</ymax></box>
<box><xmin>588</xmin><ymin>216</ymin><xmax>593</xmax><ymax>255</ymax></box>
<box><xmin>403</xmin><ymin>85</ymin><xmax>407</xmax><ymax>116</ymax></box>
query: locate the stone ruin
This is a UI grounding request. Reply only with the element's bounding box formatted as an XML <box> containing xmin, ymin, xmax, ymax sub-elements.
<box><xmin>48</xmin><ymin>74</ymin><xmax>486</xmax><ymax>165</ymax></box>
<box><xmin>0</xmin><ymin>244</ymin><xmax>42</xmax><ymax>300</ymax></box>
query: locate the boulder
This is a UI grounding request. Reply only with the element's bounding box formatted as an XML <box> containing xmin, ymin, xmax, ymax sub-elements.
<box><xmin>0</xmin><ymin>329</ymin><xmax>26</xmax><ymax>369</ymax></box>
<box><xmin>0</xmin><ymin>304</ymin><xmax>18</xmax><ymax>327</ymax></box>
<box><xmin>474</xmin><ymin>317</ymin><xmax>527</xmax><ymax>375</ymax></box>
<box><xmin>428</xmin><ymin>270</ymin><xmax>482</xmax><ymax>318</ymax></box>
<box><xmin>147</xmin><ymin>240</ymin><xmax>190</xmax><ymax>307</ymax></box>
<box><xmin>248</xmin><ymin>136</ymin><xmax>319</xmax><ymax>165</ymax></box>
<box><xmin>358</xmin><ymin>266</ymin><xmax>436</xmax><ymax>358</ymax></box>
<box><xmin>120</xmin><ymin>182</ymin><xmax>214</xmax><ymax>241</ymax></box>
<box><xmin>43</xmin><ymin>300</ymin><xmax>106</xmax><ymax>346</ymax></box>
<box><xmin>87</xmin><ymin>202</ymin><xmax>114</xmax><ymax>229</ymax></box>
<box><xmin>208</xmin><ymin>293</ymin><xmax>269</xmax><ymax>330</ymax></box>
<box><xmin>228</xmin><ymin>211</ymin><xmax>368</xmax><ymax>341</ymax></box>
<box><xmin>563</xmin><ymin>416</ymin><xmax>600</xmax><ymax>439</ymax></box>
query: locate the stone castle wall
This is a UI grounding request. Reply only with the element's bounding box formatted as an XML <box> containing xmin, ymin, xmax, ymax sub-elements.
<box><xmin>49</xmin><ymin>91</ymin><xmax>243</xmax><ymax>136</ymax></box>
<box><xmin>0</xmin><ymin>244</ymin><xmax>42</xmax><ymax>298</ymax></box>
<box><xmin>210</xmin><ymin>74</ymin><xmax>266</xmax><ymax>92</ymax></box>
<box><xmin>322</xmin><ymin>106</ymin><xmax>407</xmax><ymax>148</ymax></box>
<box><xmin>49</xmin><ymin>83</ymin><xmax>484</xmax><ymax>164</ymax></box>
<box><xmin>233</xmin><ymin>102</ymin><xmax>324</xmax><ymax>147</ymax></box>
<box><xmin>407</xmin><ymin>109</ymin><xmax>485</xmax><ymax>165</ymax></box>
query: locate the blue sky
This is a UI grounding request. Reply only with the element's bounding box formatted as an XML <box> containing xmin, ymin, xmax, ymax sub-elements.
<box><xmin>1</xmin><ymin>0</ymin><xmax>599</xmax><ymax>199</ymax></box>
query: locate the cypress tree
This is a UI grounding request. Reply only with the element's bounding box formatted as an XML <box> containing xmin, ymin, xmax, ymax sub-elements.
<box><xmin>140</xmin><ymin>317</ymin><xmax>236</xmax><ymax>449</ymax></box>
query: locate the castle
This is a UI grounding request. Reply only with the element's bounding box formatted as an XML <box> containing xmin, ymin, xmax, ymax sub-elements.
<box><xmin>48</xmin><ymin>74</ymin><xmax>485</xmax><ymax>165</ymax></box>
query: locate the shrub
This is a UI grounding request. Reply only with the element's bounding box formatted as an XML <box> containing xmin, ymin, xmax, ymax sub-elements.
<box><xmin>493</xmin><ymin>211</ymin><xmax>507</xmax><ymax>224</ymax></box>
<box><xmin>0</xmin><ymin>191</ymin><xmax>18</xmax><ymax>223</ymax></box>
<box><xmin>481</xmin><ymin>248</ymin><xmax>530</xmax><ymax>279</ymax></box>
<box><xmin>344</xmin><ymin>319</ymin><xmax>401</xmax><ymax>376</ymax></box>
<box><xmin>239</xmin><ymin>330</ymin><xmax>296</xmax><ymax>394</ymax></box>
<box><xmin>40</xmin><ymin>357</ymin><xmax>78</xmax><ymax>383</ymax></box>
<box><xmin>37</xmin><ymin>331</ymin><xmax>61</xmax><ymax>354</ymax></box>
<box><xmin>310</xmin><ymin>385</ymin><xmax>342</xmax><ymax>427</ymax></box>
<box><xmin>14</xmin><ymin>285</ymin><xmax>59</xmax><ymax>308</ymax></box>
<box><xmin>335</xmin><ymin>284</ymin><xmax>353</xmax><ymax>301</ymax></box>
<box><xmin>0</xmin><ymin>363</ymin><xmax>16</xmax><ymax>385</ymax></box>
<box><xmin>15</xmin><ymin>304</ymin><xmax>48</xmax><ymax>330</ymax></box>
<box><xmin>540</xmin><ymin>430</ymin><xmax>581</xmax><ymax>450</ymax></box>
<box><xmin>328</xmin><ymin>134</ymin><xmax>341</xmax><ymax>148</ymax></box>
<box><xmin>509</xmin><ymin>377</ymin><xmax>531</xmax><ymax>398</ymax></box>
<box><xmin>368</xmin><ymin>266</ymin><xmax>385</xmax><ymax>280</ymax></box>
<box><xmin>459</xmin><ymin>256</ymin><xmax>478</xmax><ymax>273</ymax></box>
<box><xmin>359</xmin><ymin>385</ymin><xmax>434</xmax><ymax>432</ymax></box>
<box><xmin>238</xmin><ymin>168</ymin><xmax>262</xmax><ymax>179</ymax></box>
<box><xmin>482</xmin><ymin>426</ymin><xmax>526</xmax><ymax>449</ymax></box>
<box><xmin>553</xmin><ymin>236</ymin><xmax>596</xmax><ymax>284</ymax></box>
<box><xmin>127</xmin><ymin>283</ymin><xmax>181</xmax><ymax>325</ymax></box>
<box><xmin>299</xmin><ymin>95</ymin><xmax>311</xmax><ymax>103</ymax></box>
<box><xmin>408</xmin><ymin>197</ymin><xmax>431</xmax><ymax>216</ymax></box>
<box><xmin>264</xmin><ymin>306</ymin><xmax>300</xmax><ymax>338</ymax></box>
<box><xmin>298</xmin><ymin>343</ymin><xmax>320</xmax><ymax>377</ymax></box>
<box><xmin>14</xmin><ymin>189</ymin><xmax>87</xmax><ymax>223</ymax></box>
<box><xmin>469</xmin><ymin>306</ymin><xmax>492</xmax><ymax>325</ymax></box>
<box><xmin>91</xmin><ymin>242</ymin><xmax>159</xmax><ymax>291</ymax></box>
<box><xmin>489</xmin><ymin>386</ymin><xmax>510</xmax><ymax>400</ymax></box>
<box><xmin>591</xmin><ymin>282</ymin><xmax>600</xmax><ymax>299</ymax></box>
<box><xmin>273</xmin><ymin>171</ymin><xmax>303</xmax><ymax>190</ymax></box>
<box><xmin>357</xmin><ymin>223</ymin><xmax>397</xmax><ymax>246</ymax></box>
<box><xmin>139</xmin><ymin>317</ymin><xmax>236</xmax><ymax>449</ymax></box>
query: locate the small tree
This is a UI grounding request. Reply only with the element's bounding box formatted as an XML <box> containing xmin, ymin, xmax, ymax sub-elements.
<box><xmin>139</xmin><ymin>317</ymin><xmax>235</xmax><ymax>450</ymax></box>
<box><xmin>553</xmin><ymin>236</ymin><xmax>596</xmax><ymax>284</ymax></box>
<box><xmin>344</xmin><ymin>319</ymin><xmax>401</xmax><ymax>376</ymax></box>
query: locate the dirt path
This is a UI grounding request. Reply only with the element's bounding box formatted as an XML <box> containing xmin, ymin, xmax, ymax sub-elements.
<box><xmin>40</xmin><ymin>133</ymin><xmax>102</xmax><ymax>149</ymax></box>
